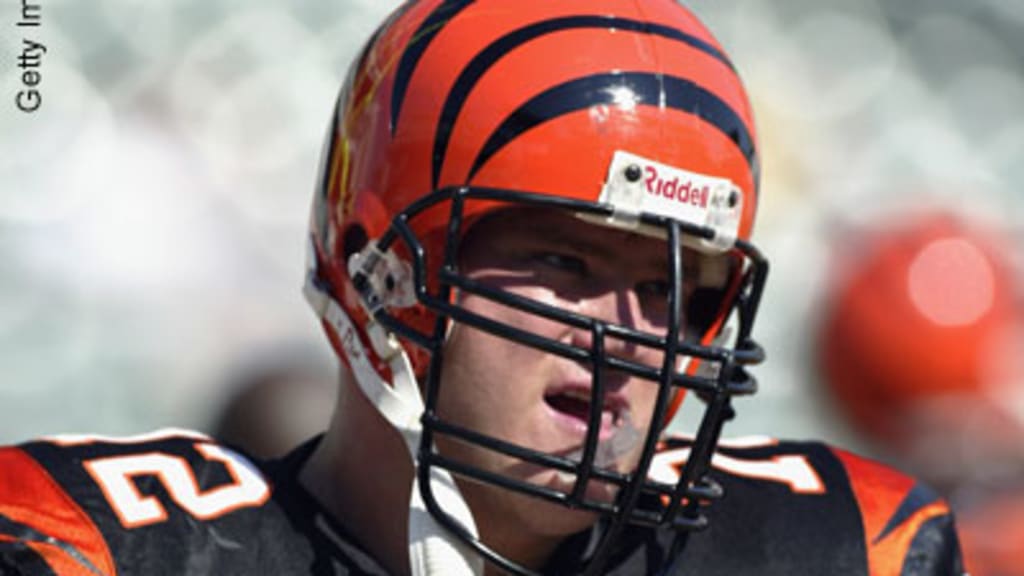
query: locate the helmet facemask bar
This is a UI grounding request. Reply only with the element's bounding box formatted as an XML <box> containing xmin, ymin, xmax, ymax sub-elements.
<box><xmin>352</xmin><ymin>186</ymin><xmax>766</xmax><ymax>575</ymax></box>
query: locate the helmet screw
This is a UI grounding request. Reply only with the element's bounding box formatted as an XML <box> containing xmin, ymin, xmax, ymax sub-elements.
<box><xmin>624</xmin><ymin>164</ymin><xmax>642</xmax><ymax>183</ymax></box>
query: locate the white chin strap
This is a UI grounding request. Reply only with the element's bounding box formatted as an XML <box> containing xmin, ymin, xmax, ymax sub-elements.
<box><xmin>304</xmin><ymin>280</ymin><xmax>484</xmax><ymax>576</ymax></box>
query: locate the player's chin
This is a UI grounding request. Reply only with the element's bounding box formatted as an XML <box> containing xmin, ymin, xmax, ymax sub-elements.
<box><xmin>532</xmin><ymin>467</ymin><xmax>621</xmax><ymax>523</ymax></box>
<box><xmin>543</xmin><ymin>466</ymin><xmax>624</xmax><ymax>507</ymax></box>
<box><xmin>472</xmin><ymin>464</ymin><xmax>611</xmax><ymax>535</ymax></box>
<box><xmin>516</xmin><ymin>482</ymin><xmax>604</xmax><ymax>537</ymax></box>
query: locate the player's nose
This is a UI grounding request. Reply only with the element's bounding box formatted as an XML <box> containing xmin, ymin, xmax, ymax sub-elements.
<box><xmin>569</xmin><ymin>285</ymin><xmax>655</xmax><ymax>363</ymax></box>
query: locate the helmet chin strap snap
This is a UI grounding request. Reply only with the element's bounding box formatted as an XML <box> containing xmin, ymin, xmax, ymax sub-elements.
<box><xmin>304</xmin><ymin>264</ymin><xmax>483</xmax><ymax>576</ymax></box>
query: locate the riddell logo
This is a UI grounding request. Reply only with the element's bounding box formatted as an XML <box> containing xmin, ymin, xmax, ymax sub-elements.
<box><xmin>644</xmin><ymin>165</ymin><xmax>709</xmax><ymax>208</ymax></box>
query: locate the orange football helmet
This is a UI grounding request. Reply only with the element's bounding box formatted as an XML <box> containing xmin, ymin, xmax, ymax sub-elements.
<box><xmin>304</xmin><ymin>1</ymin><xmax>766</xmax><ymax>572</ymax></box>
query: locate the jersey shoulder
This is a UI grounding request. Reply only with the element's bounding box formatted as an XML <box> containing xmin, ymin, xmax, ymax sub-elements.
<box><xmin>654</xmin><ymin>435</ymin><xmax>964</xmax><ymax>576</ymax></box>
<box><xmin>5</xmin><ymin>429</ymin><xmax>271</xmax><ymax>527</ymax></box>
<box><xmin>0</xmin><ymin>429</ymin><xmax>382</xmax><ymax>575</ymax></box>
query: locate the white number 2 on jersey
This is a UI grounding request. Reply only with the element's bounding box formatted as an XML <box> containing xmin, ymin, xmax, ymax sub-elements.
<box><xmin>82</xmin><ymin>442</ymin><xmax>271</xmax><ymax>528</ymax></box>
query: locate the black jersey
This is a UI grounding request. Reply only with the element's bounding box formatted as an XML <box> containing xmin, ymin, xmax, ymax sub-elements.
<box><xmin>0</xmin><ymin>430</ymin><xmax>962</xmax><ymax>575</ymax></box>
<box><xmin>0</xmin><ymin>429</ymin><xmax>385</xmax><ymax>576</ymax></box>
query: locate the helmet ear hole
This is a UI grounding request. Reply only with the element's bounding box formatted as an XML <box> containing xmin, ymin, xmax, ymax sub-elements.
<box><xmin>342</xmin><ymin>224</ymin><xmax>369</xmax><ymax>261</ymax></box>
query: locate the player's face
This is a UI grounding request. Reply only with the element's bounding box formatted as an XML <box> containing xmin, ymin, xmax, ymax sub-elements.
<box><xmin>437</xmin><ymin>207</ymin><xmax>699</xmax><ymax>558</ymax></box>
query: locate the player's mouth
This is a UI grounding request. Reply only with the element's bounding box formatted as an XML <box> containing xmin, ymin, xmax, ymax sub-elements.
<box><xmin>543</xmin><ymin>385</ymin><xmax>629</xmax><ymax>442</ymax></box>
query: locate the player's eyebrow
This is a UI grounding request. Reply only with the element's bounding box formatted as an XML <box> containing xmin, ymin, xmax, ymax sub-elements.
<box><xmin>513</xmin><ymin>217</ymin><xmax>608</xmax><ymax>255</ymax></box>
<box><xmin>524</xmin><ymin>219</ymin><xmax>671</xmax><ymax>274</ymax></box>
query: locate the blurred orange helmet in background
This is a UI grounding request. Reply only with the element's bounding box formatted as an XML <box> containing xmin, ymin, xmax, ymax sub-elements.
<box><xmin>816</xmin><ymin>209</ymin><xmax>1024</xmax><ymax>486</ymax></box>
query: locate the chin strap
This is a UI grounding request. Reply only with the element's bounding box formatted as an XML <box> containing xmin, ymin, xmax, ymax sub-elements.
<box><xmin>408</xmin><ymin>465</ymin><xmax>483</xmax><ymax>576</ymax></box>
<box><xmin>304</xmin><ymin>275</ymin><xmax>484</xmax><ymax>576</ymax></box>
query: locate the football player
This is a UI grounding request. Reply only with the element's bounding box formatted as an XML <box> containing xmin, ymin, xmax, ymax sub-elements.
<box><xmin>1</xmin><ymin>1</ymin><xmax>964</xmax><ymax>574</ymax></box>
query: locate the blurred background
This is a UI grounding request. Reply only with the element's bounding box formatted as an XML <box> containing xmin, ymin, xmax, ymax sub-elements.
<box><xmin>2</xmin><ymin>0</ymin><xmax>1023</xmax><ymax>568</ymax></box>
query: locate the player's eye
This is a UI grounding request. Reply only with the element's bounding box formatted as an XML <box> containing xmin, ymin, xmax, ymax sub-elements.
<box><xmin>534</xmin><ymin>252</ymin><xmax>587</xmax><ymax>276</ymax></box>
<box><xmin>635</xmin><ymin>279</ymin><xmax>671</xmax><ymax>300</ymax></box>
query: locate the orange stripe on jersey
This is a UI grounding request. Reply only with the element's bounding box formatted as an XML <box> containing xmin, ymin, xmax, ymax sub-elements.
<box><xmin>834</xmin><ymin>448</ymin><xmax>951</xmax><ymax>576</ymax></box>
<box><xmin>0</xmin><ymin>447</ymin><xmax>116</xmax><ymax>575</ymax></box>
